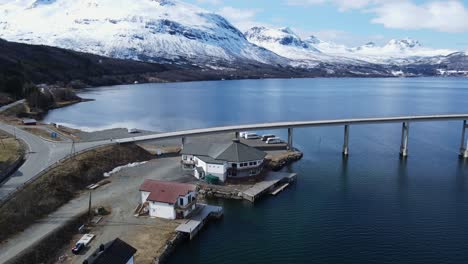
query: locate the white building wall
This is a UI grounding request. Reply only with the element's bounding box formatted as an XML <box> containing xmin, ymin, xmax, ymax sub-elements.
<box><xmin>126</xmin><ymin>256</ymin><xmax>135</xmax><ymax>264</ymax></box>
<box><xmin>193</xmin><ymin>157</ymin><xmax>208</xmax><ymax>179</ymax></box>
<box><xmin>182</xmin><ymin>154</ymin><xmax>194</xmax><ymax>161</ymax></box>
<box><xmin>178</xmin><ymin>191</ymin><xmax>197</xmax><ymax>217</ymax></box>
<box><xmin>205</xmin><ymin>163</ymin><xmax>227</xmax><ymax>182</ymax></box>
<box><xmin>149</xmin><ymin>201</ymin><xmax>176</xmax><ymax>219</ymax></box>
<box><xmin>141</xmin><ymin>191</ymin><xmax>150</xmax><ymax>204</ymax></box>
<box><xmin>177</xmin><ymin>191</ymin><xmax>195</xmax><ymax>207</ymax></box>
<box><xmin>196</xmin><ymin>157</ymin><xmax>208</xmax><ymax>172</ymax></box>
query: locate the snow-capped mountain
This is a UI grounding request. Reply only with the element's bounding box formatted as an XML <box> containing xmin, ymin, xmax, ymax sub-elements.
<box><xmin>245</xmin><ymin>26</ymin><xmax>456</xmax><ymax>66</ymax></box>
<box><xmin>0</xmin><ymin>0</ymin><xmax>287</xmax><ymax>66</ymax></box>
<box><xmin>244</xmin><ymin>26</ymin><xmax>368</xmax><ymax>67</ymax></box>
<box><xmin>0</xmin><ymin>0</ymin><xmax>464</xmax><ymax>77</ymax></box>
<box><xmin>349</xmin><ymin>38</ymin><xmax>454</xmax><ymax>60</ymax></box>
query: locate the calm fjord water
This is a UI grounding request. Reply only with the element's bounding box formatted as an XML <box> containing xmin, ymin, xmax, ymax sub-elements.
<box><xmin>46</xmin><ymin>78</ymin><xmax>468</xmax><ymax>263</ymax></box>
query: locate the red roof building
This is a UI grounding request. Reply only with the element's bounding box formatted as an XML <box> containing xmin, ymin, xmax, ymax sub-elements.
<box><xmin>140</xmin><ymin>180</ymin><xmax>196</xmax><ymax>204</ymax></box>
<box><xmin>139</xmin><ymin>180</ymin><xmax>198</xmax><ymax>219</ymax></box>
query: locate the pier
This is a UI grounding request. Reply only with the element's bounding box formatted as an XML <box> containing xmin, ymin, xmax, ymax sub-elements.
<box><xmin>176</xmin><ymin>204</ymin><xmax>223</xmax><ymax>240</ymax></box>
<box><xmin>243</xmin><ymin>172</ymin><xmax>297</xmax><ymax>202</ymax></box>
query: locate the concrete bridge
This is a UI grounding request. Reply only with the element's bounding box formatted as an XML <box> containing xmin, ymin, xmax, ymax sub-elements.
<box><xmin>116</xmin><ymin>114</ymin><xmax>468</xmax><ymax>158</ymax></box>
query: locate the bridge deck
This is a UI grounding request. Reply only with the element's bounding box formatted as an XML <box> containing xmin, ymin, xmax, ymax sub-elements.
<box><xmin>116</xmin><ymin>114</ymin><xmax>468</xmax><ymax>144</ymax></box>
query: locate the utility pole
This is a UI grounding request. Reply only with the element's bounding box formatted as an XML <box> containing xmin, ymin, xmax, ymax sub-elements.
<box><xmin>88</xmin><ymin>191</ymin><xmax>92</xmax><ymax>224</ymax></box>
<box><xmin>70</xmin><ymin>139</ymin><xmax>76</xmax><ymax>157</ymax></box>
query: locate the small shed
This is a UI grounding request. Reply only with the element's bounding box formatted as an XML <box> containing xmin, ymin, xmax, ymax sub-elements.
<box><xmin>22</xmin><ymin>118</ymin><xmax>37</xmax><ymax>125</ymax></box>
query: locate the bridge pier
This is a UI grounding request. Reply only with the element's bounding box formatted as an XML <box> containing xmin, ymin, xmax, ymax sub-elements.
<box><xmin>459</xmin><ymin>120</ymin><xmax>468</xmax><ymax>158</ymax></box>
<box><xmin>400</xmin><ymin>122</ymin><xmax>410</xmax><ymax>157</ymax></box>
<box><xmin>181</xmin><ymin>136</ymin><xmax>186</xmax><ymax>149</ymax></box>
<box><xmin>288</xmin><ymin>128</ymin><xmax>294</xmax><ymax>150</ymax></box>
<box><xmin>343</xmin><ymin>125</ymin><xmax>349</xmax><ymax>156</ymax></box>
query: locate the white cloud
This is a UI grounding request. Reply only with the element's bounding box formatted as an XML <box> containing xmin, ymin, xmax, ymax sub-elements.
<box><xmin>371</xmin><ymin>1</ymin><xmax>468</xmax><ymax>33</ymax></box>
<box><xmin>285</xmin><ymin>0</ymin><xmax>468</xmax><ymax>32</ymax></box>
<box><xmin>286</xmin><ymin>0</ymin><xmax>377</xmax><ymax>11</ymax></box>
<box><xmin>196</xmin><ymin>0</ymin><xmax>223</xmax><ymax>5</ymax></box>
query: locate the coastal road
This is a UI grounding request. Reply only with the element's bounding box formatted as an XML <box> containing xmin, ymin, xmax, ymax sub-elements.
<box><xmin>0</xmin><ymin>99</ymin><xmax>25</xmax><ymax>112</ymax></box>
<box><xmin>0</xmin><ymin>121</ymin><xmax>113</xmax><ymax>200</ymax></box>
<box><xmin>0</xmin><ymin>99</ymin><xmax>115</xmax><ymax>200</ymax></box>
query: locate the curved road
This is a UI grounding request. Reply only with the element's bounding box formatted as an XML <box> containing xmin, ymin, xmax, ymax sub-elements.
<box><xmin>0</xmin><ymin>121</ymin><xmax>112</xmax><ymax>200</ymax></box>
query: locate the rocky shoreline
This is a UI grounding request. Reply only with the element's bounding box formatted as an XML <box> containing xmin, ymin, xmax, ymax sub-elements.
<box><xmin>267</xmin><ymin>150</ymin><xmax>304</xmax><ymax>171</ymax></box>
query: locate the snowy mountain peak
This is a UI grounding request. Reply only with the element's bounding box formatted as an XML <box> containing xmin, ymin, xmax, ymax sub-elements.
<box><xmin>385</xmin><ymin>38</ymin><xmax>422</xmax><ymax>49</ymax></box>
<box><xmin>305</xmin><ymin>35</ymin><xmax>321</xmax><ymax>45</ymax></box>
<box><xmin>279</xmin><ymin>27</ymin><xmax>296</xmax><ymax>35</ymax></box>
<box><xmin>151</xmin><ymin>0</ymin><xmax>176</xmax><ymax>6</ymax></box>
<box><xmin>245</xmin><ymin>26</ymin><xmax>315</xmax><ymax>50</ymax></box>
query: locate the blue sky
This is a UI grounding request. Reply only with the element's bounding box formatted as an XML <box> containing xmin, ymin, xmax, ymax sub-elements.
<box><xmin>188</xmin><ymin>0</ymin><xmax>468</xmax><ymax>50</ymax></box>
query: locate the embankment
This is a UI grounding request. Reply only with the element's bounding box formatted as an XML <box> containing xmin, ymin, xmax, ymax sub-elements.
<box><xmin>0</xmin><ymin>143</ymin><xmax>153</xmax><ymax>242</ymax></box>
<box><xmin>266</xmin><ymin>150</ymin><xmax>303</xmax><ymax>171</ymax></box>
<box><xmin>0</xmin><ymin>131</ymin><xmax>25</xmax><ymax>182</ymax></box>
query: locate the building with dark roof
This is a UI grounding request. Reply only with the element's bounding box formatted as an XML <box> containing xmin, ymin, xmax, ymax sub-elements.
<box><xmin>181</xmin><ymin>139</ymin><xmax>267</xmax><ymax>182</ymax></box>
<box><xmin>83</xmin><ymin>238</ymin><xmax>136</xmax><ymax>264</ymax></box>
<box><xmin>139</xmin><ymin>179</ymin><xmax>198</xmax><ymax>219</ymax></box>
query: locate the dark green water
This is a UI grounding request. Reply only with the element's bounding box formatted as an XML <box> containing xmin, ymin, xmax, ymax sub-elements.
<box><xmin>45</xmin><ymin>78</ymin><xmax>468</xmax><ymax>263</ymax></box>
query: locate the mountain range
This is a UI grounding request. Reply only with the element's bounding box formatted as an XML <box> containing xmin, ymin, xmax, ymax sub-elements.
<box><xmin>0</xmin><ymin>0</ymin><xmax>467</xmax><ymax>77</ymax></box>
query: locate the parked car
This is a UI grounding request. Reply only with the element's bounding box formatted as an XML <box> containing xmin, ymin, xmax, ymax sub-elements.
<box><xmin>71</xmin><ymin>234</ymin><xmax>95</xmax><ymax>255</ymax></box>
<box><xmin>266</xmin><ymin>137</ymin><xmax>283</xmax><ymax>144</ymax></box>
<box><xmin>261</xmin><ymin>134</ymin><xmax>276</xmax><ymax>141</ymax></box>
<box><xmin>245</xmin><ymin>133</ymin><xmax>260</xmax><ymax>139</ymax></box>
<box><xmin>72</xmin><ymin>242</ymin><xmax>85</xmax><ymax>254</ymax></box>
<box><xmin>128</xmin><ymin>128</ymin><xmax>139</xmax><ymax>133</ymax></box>
<box><xmin>239</xmin><ymin>132</ymin><xmax>248</xmax><ymax>138</ymax></box>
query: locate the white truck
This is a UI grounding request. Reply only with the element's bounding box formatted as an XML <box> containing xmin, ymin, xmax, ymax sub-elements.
<box><xmin>72</xmin><ymin>234</ymin><xmax>95</xmax><ymax>254</ymax></box>
<box><xmin>266</xmin><ymin>137</ymin><xmax>283</xmax><ymax>144</ymax></box>
<box><xmin>244</xmin><ymin>133</ymin><xmax>260</xmax><ymax>139</ymax></box>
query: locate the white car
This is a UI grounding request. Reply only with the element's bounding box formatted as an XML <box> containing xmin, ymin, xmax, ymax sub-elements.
<box><xmin>266</xmin><ymin>137</ymin><xmax>283</xmax><ymax>144</ymax></box>
<box><xmin>245</xmin><ymin>133</ymin><xmax>260</xmax><ymax>139</ymax></box>
<box><xmin>239</xmin><ymin>132</ymin><xmax>248</xmax><ymax>138</ymax></box>
<box><xmin>261</xmin><ymin>134</ymin><xmax>276</xmax><ymax>141</ymax></box>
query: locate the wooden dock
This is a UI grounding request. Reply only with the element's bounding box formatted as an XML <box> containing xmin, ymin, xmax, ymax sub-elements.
<box><xmin>175</xmin><ymin>204</ymin><xmax>223</xmax><ymax>239</ymax></box>
<box><xmin>270</xmin><ymin>183</ymin><xmax>289</xmax><ymax>195</ymax></box>
<box><xmin>242</xmin><ymin>172</ymin><xmax>296</xmax><ymax>202</ymax></box>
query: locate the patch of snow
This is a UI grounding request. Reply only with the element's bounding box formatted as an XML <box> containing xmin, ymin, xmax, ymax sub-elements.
<box><xmin>103</xmin><ymin>161</ymin><xmax>148</xmax><ymax>177</ymax></box>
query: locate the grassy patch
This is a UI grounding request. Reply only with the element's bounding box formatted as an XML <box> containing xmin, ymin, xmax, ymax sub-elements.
<box><xmin>22</xmin><ymin>127</ymin><xmax>62</xmax><ymax>141</ymax></box>
<box><xmin>0</xmin><ymin>131</ymin><xmax>23</xmax><ymax>174</ymax></box>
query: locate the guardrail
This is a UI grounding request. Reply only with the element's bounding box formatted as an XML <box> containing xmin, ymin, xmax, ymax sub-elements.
<box><xmin>0</xmin><ymin>143</ymin><xmax>115</xmax><ymax>207</ymax></box>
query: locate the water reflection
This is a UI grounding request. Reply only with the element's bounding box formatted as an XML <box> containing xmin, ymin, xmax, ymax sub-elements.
<box><xmin>340</xmin><ymin>156</ymin><xmax>349</xmax><ymax>192</ymax></box>
<box><xmin>456</xmin><ymin>158</ymin><xmax>468</xmax><ymax>193</ymax></box>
